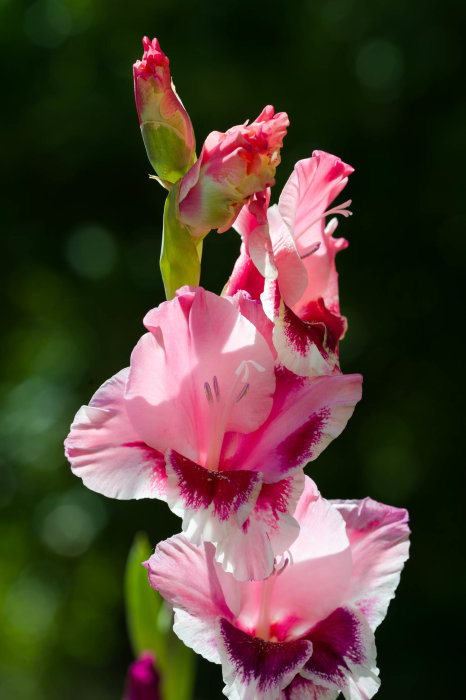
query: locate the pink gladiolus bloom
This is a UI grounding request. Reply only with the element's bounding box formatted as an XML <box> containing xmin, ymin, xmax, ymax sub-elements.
<box><xmin>65</xmin><ymin>287</ymin><xmax>362</xmax><ymax>581</ymax></box>
<box><xmin>133</xmin><ymin>37</ymin><xmax>196</xmax><ymax>184</ymax></box>
<box><xmin>176</xmin><ymin>106</ymin><xmax>289</xmax><ymax>238</ymax></box>
<box><xmin>146</xmin><ymin>477</ymin><xmax>410</xmax><ymax>700</ymax></box>
<box><xmin>226</xmin><ymin>151</ymin><xmax>353</xmax><ymax>378</ymax></box>
<box><xmin>123</xmin><ymin>651</ymin><xmax>160</xmax><ymax>700</ymax></box>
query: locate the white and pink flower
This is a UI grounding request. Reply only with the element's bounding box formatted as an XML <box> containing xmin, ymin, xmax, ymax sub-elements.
<box><xmin>65</xmin><ymin>286</ymin><xmax>362</xmax><ymax>581</ymax></box>
<box><xmin>146</xmin><ymin>477</ymin><xmax>410</xmax><ymax>700</ymax></box>
<box><xmin>226</xmin><ymin>151</ymin><xmax>354</xmax><ymax>378</ymax></box>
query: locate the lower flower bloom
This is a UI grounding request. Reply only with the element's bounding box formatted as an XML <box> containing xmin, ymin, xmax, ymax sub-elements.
<box><xmin>146</xmin><ymin>477</ymin><xmax>410</xmax><ymax>699</ymax></box>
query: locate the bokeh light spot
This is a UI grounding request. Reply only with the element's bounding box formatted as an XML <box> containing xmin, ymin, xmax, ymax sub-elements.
<box><xmin>65</xmin><ymin>225</ymin><xmax>117</xmax><ymax>279</ymax></box>
<box><xmin>24</xmin><ymin>0</ymin><xmax>72</xmax><ymax>48</ymax></box>
<box><xmin>355</xmin><ymin>39</ymin><xmax>404</xmax><ymax>92</ymax></box>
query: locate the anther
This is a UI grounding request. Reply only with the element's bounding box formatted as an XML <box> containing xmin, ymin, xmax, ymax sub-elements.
<box><xmin>213</xmin><ymin>376</ymin><xmax>220</xmax><ymax>402</ymax></box>
<box><xmin>204</xmin><ymin>382</ymin><xmax>214</xmax><ymax>404</ymax></box>
<box><xmin>235</xmin><ymin>383</ymin><xmax>250</xmax><ymax>403</ymax></box>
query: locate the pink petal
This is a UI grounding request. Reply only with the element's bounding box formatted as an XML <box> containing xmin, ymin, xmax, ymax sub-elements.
<box><xmin>271</xmin><ymin>481</ymin><xmax>352</xmax><ymax>636</ymax></box>
<box><xmin>227</xmin><ymin>368</ymin><xmax>363</xmax><ymax>480</ymax></box>
<box><xmin>224</xmin><ymin>244</ymin><xmax>266</xmax><ymax>300</ymax></box>
<box><xmin>65</xmin><ymin>369</ymin><xmax>166</xmax><ymax>500</ymax></box>
<box><xmin>215</xmin><ymin>472</ymin><xmax>305</xmax><ymax>582</ymax></box>
<box><xmin>267</xmin><ymin>204</ymin><xmax>308</xmax><ymax>309</ymax></box>
<box><xmin>332</xmin><ymin>498</ymin><xmax>410</xmax><ymax>631</ymax></box>
<box><xmin>146</xmin><ymin>536</ymin><xmax>232</xmax><ymax>663</ymax></box>
<box><xmin>164</xmin><ymin>450</ymin><xmax>263</xmax><ymax>576</ymax></box>
<box><xmin>282</xmin><ymin>675</ymin><xmax>339</xmax><ymax>699</ymax></box>
<box><xmin>218</xmin><ymin>618</ymin><xmax>313</xmax><ymax>700</ymax></box>
<box><xmin>278</xmin><ymin>152</ymin><xmax>353</xmax><ymax>250</ymax></box>
<box><xmin>301</xmin><ymin>607</ymin><xmax>380</xmax><ymax>700</ymax></box>
<box><xmin>267</xmin><ymin>288</ymin><xmax>346</xmax><ymax>378</ymax></box>
<box><xmin>125</xmin><ymin>287</ymin><xmax>276</xmax><ymax>466</ymax></box>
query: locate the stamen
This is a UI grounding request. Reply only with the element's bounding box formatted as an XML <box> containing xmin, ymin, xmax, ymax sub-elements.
<box><xmin>300</xmin><ymin>241</ymin><xmax>321</xmax><ymax>260</ymax></box>
<box><xmin>295</xmin><ymin>199</ymin><xmax>352</xmax><ymax>242</ymax></box>
<box><xmin>235</xmin><ymin>383</ymin><xmax>249</xmax><ymax>403</ymax></box>
<box><xmin>204</xmin><ymin>381</ymin><xmax>214</xmax><ymax>404</ymax></box>
<box><xmin>213</xmin><ymin>375</ymin><xmax>220</xmax><ymax>402</ymax></box>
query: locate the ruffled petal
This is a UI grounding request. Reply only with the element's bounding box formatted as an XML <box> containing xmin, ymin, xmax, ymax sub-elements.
<box><xmin>126</xmin><ymin>287</ymin><xmax>276</xmax><ymax>464</ymax></box>
<box><xmin>65</xmin><ymin>369</ymin><xmax>166</xmax><ymax>500</ymax></box>
<box><xmin>301</xmin><ymin>607</ymin><xmax>380</xmax><ymax>700</ymax></box>
<box><xmin>218</xmin><ymin>618</ymin><xmax>313</xmax><ymax>700</ymax></box>
<box><xmin>146</xmin><ymin>536</ymin><xmax>233</xmax><ymax>663</ymax></box>
<box><xmin>215</xmin><ymin>472</ymin><xmax>305</xmax><ymax>582</ymax></box>
<box><xmin>331</xmin><ymin>498</ymin><xmax>410</xmax><ymax>631</ymax></box>
<box><xmin>165</xmin><ymin>450</ymin><xmax>263</xmax><ymax>576</ymax></box>
<box><xmin>228</xmin><ymin>368</ymin><xmax>362</xmax><ymax>480</ymax></box>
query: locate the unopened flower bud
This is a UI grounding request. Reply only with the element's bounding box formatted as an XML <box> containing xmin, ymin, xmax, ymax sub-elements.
<box><xmin>133</xmin><ymin>37</ymin><xmax>196</xmax><ymax>185</ymax></box>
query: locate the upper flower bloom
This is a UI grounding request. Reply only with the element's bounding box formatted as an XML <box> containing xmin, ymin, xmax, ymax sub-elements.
<box><xmin>146</xmin><ymin>477</ymin><xmax>410</xmax><ymax>700</ymax></box>
<box><xmin>133</xmin><ymin>37</ymin><xmax>196</xmax><ymax>185</ymax></box>
<box><xmin>226</xmin><ymin>151</ymin><xmax>353</xmax><ymax>378</ymax></box>
<box><xmin>123</xmin><ymin>651</ymin><xmax>160</xmax><ymax>700</ymax></box>
<box><xmin>65</xmin><ymin>287</ymin><xmax>362</xmax><ymax>581</ymax></box>
<box><xmin>175</xmin><ymin>106</ymin><xmax>289</xmax><ymax>238</ymax></box>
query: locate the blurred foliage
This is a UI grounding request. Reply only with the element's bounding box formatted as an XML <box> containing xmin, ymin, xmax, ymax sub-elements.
<box><xmin>0</xmin><ymin>0</ymin><xmax>464</xmax><ymax>698</ymax></box>
<box><xmin>125</xmin><ymin>533</ymin><xmax>195</xmax><ymax>700</ymax></box>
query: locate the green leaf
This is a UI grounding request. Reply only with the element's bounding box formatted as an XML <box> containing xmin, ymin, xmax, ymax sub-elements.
<box><xmin>141</xmin><ymin>122</ymin><xmax>196</xmax><ymax>185</ymax></box>
<box><xmin>124</xmin><ymin>532</ymin><xmax>196</xmax><ymax>700</ymax></box>
<box><xmin>160</xmin><ymin>183</ymin><xmax>204</xmax><ymax>300</ymax></box>
<box><xmin>124</xmin><ymin>532</ymin><xmax>165</xmax><ymax>663</ymax></box>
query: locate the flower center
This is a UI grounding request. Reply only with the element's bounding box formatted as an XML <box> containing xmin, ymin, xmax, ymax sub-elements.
<box><xmin>255</xmin><ymin>553</ymin><xmax>292</xmax><ymax>641</ymax></box>
<box><xmin>202</xmin><ymin>360</ymin><xmax>265</xmax><ymax>471</ymax></box>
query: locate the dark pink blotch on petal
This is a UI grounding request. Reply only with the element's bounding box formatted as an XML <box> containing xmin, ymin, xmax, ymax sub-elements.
<box><xmin>275</xmin><ymin>408</ymin><xmax>330</xmax><ymax>472</ymax></box>
<box><xmin>219</xmin><ymin>618</ymin><xmax>313</xmax><ymax>694</ymax></box>
<box><xmin>303</xmin><ymin>607</ymin><xmax>367</xmax><ymax>687</ymax></box>
<box><xmin>166</xmin><ymin>450</ymin><xmax>260</xmax><ymax>522</ymax></box>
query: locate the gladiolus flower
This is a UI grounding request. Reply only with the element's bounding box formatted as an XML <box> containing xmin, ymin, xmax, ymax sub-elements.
<box><xmin>65</xmin><ymin>287</ymin><xmax>362</xmax><ymax>581</ymax></box>
<box><xmin>133</xmin><ymin>37</ymin><xmax>196</xmax><ymax>185</ymax></box>
<box><xmin>123</xmin><ymin>651</ymin><xmax>160</xmax><ymax>700</ymax></box>
<box><xmin>146</xmin><ymin>477</ymin><xmax>410</xmax><ymax>700</ymax></box>
<box><xmin>226</xmin><ymin>151</ymin><xmax>353</xmax><ymax>378</ymax></box>
<box><xmin>175</xmin><ymin>106</ymin><xmax>289</xmax><ymax>238</ymax></box>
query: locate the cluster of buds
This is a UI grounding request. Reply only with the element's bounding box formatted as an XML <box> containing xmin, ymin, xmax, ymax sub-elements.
<box><xmin>65</xmin><ymin>37</ymin><xmax>410</xmax><ymax>700</ymax></box>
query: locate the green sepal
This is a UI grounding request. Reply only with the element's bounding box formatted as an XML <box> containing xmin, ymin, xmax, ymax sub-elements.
<box><xmin>124</xmin><ymin>532</ymin><xmax>196</xmax><ymax>700</ymax></box>
<box><xmin>160</xmin><ymin>183</ymin><xmax>204</xmax><ymax>300</ymax></box>
<box><xmin>141</xmin><ymin>122</ymin><xmax>196</xmax><ymax>185</ymax></box>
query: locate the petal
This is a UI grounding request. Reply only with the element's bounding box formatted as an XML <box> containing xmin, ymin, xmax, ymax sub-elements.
<box><xmin>146</xmin><ymin>535</ymin><xmax>233</xmax><ymax>663</ymax></box>
<box><xmin>227</xmin><ymin>291</ymin><xmax>276</xmax><ymax>361</ymax></box>
<box><xmin>271</xmin><ymin>481</ymin><xmax>352</xmax><ymax>636</ymax></box>
<box><xmin>126</xmin><ymin>287</ymin><xmax>276</xmax><ymax>465</ymax></box>
<box><xmin>224</xmin><ymin>244</ymin><xmax>266</xmax><ymax>300</ymax></box>
<box><xmin>282</xmin><ymin>675</ymin><xmax>339</xmax><ymax>700</ymax></box>
<box><xmin>270</xmin><ymin>295</ymin><xmax>345</xmax><ymax>378</ymax></box>
<box><xmin>331</xmin><ymin>498</ymin><xmax>410</xmax><ymax>631</ymax></box>
<box><xmin>65</xmin><ymin>369</ymin><xmax>166</xmax><ymax>500</ymax></box>
<box><xmin>267</xmin><ymin>204</ymin><xmax>308</xmax><ymax>309</ymax></box>
<box><xmin>165</xmin><ymin>450</ymin><xmax>262</xmax><ymax>567</ymax></box>
<box><xmin>301</xmin><ymin>607</ymin><xmax>380</xmax><ymax>700</ymax></box>
<box><xmin>228</xmin><ymin>368</ymin><xmax>363</xmax><ymax>480</ymax></box>
<box><xmin>215</xmin><ymin>472</ymin><xmax>305</xmax><ymax>582</ymax></box>
<box><xmin>278</xmin><ymin>153</ymin><xmax>353</xmax><ymax>248</ymax></box>
<box><xmin>218</xmin><ymin>618</ymin><xmax>313</xmax><ymax>700</ymax></box>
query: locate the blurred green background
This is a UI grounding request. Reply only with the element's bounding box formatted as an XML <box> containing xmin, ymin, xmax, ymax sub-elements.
<box><xmin>1</xmin><ymin>0</ymin><xmax>464</xmax><ymax>697</ymax></box>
